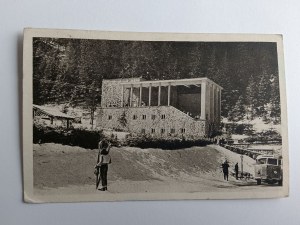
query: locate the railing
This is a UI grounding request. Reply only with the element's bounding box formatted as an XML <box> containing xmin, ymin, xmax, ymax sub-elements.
<box><xmin>220</xmin><ymin>143</ymin><xmax>261</xmax><ymax>159</ymax></box>
<box><xmin>169</xmin><ymin>106</ymin><xmax>205</xmax><ymax>121</ymax></box>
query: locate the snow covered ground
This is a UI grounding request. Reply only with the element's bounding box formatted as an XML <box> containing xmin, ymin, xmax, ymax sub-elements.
<box><xmin>211</xmin><ymin>144</ymin><xmax>256</xmax><ymax>175</ymax></box>
<box><xmin>33</xmin><ymin>143</ymin><xmax>281</xmax><ymax>198</ymax></box>
<box><xmin>222</xmin><ymin>117</ymin><xmax>281</xmax><ymax>134</ymax></box>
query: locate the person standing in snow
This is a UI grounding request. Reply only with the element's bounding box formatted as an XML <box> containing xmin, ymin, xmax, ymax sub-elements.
<box><xmin>222</xmin><ymin>160</ymin><xmax>230</xmax><ymax>181</ymax></box>
<box><xmin>235</xmin><ymin>163</ymin><xmax>239</xmax><ymax>180</ymax></box>
<box><xmin>95</xmin><ymin>139</ymin><xmax>112</xmax><ymax>191</ymax></box>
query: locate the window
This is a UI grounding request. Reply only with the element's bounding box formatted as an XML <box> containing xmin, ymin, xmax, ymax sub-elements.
<box><xmin>141</xmin><ymin>129</ymin><xmax>145</xmax><ymax>134</ymax></box>
<box><xmin>268</xmin><ymin>158</ymin><xmax>278</xmax><ymax>165</ymax></box>
<box><xmin>161</xmin><ymin>128</ymin><xmax>165</xmax><ymax>134</ymax></box>
<box><xmin>257</xmin><ymin>158</ymin><xmax>266</xmax><ymax>164</ymax></box>
<box><xmin>133</xmin><ymin>115</ymin><xmax>137</xmax><ymax>120</ymax></box>
<box><xmin>108</xmin><ymin>115</ymin><xmax>112</xmax><ymax>120</ymax></box>
<box><xmin>151</xmin><ymin>115</ymin><xmax>156</xmax><ymax>120</ymax></box>
<box><xmin>161</xmin><ymin>114</ymin><xmax>166</xmax><ymax>119</ymax></box>
<box><xmin>170</xmin><ymin>128</ymin><xmax>175</xmax><ymax>134</ymax></box>
<box><xmin>142</xmin><ymin>115</ymin><xmax>147</xmax><ymax>120</ymax></box>
<box><xmin>151</xmin><ymin>128</ymin><xmax>155</xmax><ymax>134</ymax></box>
<box><xmin>180</xmin><ymin>128</ymin><xmax>186</xmax><ymax>134</ymax></box>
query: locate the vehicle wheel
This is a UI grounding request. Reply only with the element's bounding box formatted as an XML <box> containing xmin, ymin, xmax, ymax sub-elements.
<box><xmin>278</xmin><ymin>180</ymin><xmax>283</xmax><ymax>186</ymax></box>
<box><xmin>257</xmin><ymin>179</ymin><xmax>261</xmax><ymax>185</ymax></box>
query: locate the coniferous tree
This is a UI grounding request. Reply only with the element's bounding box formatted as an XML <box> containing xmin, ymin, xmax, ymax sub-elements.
<box><xmin>228</xmin><ymin>95</ymin><xmax>245</xmax><ymax>122</ymax></box>
<box><xmin>269</xmin><ymin>74</ymin><xmax>281</xmax><ymax>124</ymax></box>
<box><xmin>256</xmin><ymin>71</ymin><xmax>271</xmax><ymax>117</ymax></box>
<box><xmin>245</xmin><ymin>75</ymin><xmax>257</xmax><ymax>120</ymax></box>
<box><xmin>32</xmin><ymin>39</ymin><xmax>281</xmax><ymax>125</ymax></box>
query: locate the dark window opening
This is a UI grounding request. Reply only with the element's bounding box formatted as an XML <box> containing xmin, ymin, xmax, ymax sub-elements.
<box><xmin>268</xmin><ymin>158</ymin><xmax>278</xmax><ymax>165</ymax></box>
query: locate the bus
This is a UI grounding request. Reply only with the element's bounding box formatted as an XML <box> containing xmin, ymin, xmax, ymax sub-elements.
<box><xmin>254</xmin><ymin>155</ymin><xmax>282</xmax><ymax>185</ymax></box>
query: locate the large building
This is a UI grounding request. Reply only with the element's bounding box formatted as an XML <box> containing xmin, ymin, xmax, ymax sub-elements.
<box><xmin>97</xmin><ymin>77</ymin><xmax>223</xmax><ymax>139</ymax></box>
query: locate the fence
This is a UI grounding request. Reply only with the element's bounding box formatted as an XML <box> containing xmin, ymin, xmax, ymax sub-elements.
<box><xmin>220</xmin><ymin>143</ymin><xmax>261</xmax><ymax>159</ymax></box>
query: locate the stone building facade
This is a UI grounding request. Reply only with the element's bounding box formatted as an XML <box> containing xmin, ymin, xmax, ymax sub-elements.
<box><xmin>97</xmin><ymin>77</ymin><xmax>223</xmax><ymax>139</ymax></box>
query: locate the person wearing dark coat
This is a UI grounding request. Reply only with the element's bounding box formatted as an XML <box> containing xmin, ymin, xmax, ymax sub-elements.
<box><xmin>235</xmin><ymin>163</ymin><xmax>239</xmax><ymax>180</ymax></box>
<box><xmin>96</xmin><ymin>140</ymin><xmax>112</xmax><ymax>191</ymax></box>
<box><xmin>222</xmin><ymin>160</ymin><xmax>230</xmax><ymax>181</ymax></box>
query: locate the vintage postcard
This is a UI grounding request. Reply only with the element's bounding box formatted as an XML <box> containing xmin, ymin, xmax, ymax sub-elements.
<box><xmin>23</xmin><ymin>28</ymin><xmax>289</xmax><ymax>202</ymax></box>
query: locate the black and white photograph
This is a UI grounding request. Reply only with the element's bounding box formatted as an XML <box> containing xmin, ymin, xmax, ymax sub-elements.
<box><xmin>23</xmin><ymin>29</ymin><xmax>288</xmax><ymax>202</ymax></box>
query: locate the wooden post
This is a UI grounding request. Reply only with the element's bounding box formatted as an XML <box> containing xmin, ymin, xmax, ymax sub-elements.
<box><xmin>241</xmin><ymin>155</ymin><xmax>244</xmax><ymax>178</ymax></box>
<box><xmin>148</xmin><ymin>83</ymin><xmax>152</xmax><ymax>106</ymax></box>
<box><xmin>212</xmin><ymin>85</ymin><xmax>215</xmax><ymax>122</ymax></box>
<box><xmin>200</xmin><ymin>81</ymin><xmax>206</xmax><ymax>120</ymax></box>
<box><xmin>158</xmin><ymin>83</ymin><xmax>161</xmax><ymax>106</ymax></box>
<box><xmin>139</xmin><ymin>84</ymin><xmax>142</xmax><ymax>106</ymax></box>
<box><xmin>217</xmin><ymin>88</ymin><xmax>220</xmax><ymax>124</ymax></box>
<box><xmin>167</xmin><ymin>83</ymin><xmax>171</xmax><ymax>106</ymax></box>
<box><xmin>130</xmin><ymin>85</ymin><xmax>133</xmax><ymax>107</ymax></box>
<box><xmin>219</xmin><ymin>89</ymin><xmax>222</xmax><ymax>123</ymax></box>
<box><xmin>121</xmin><ymin>85</ymin><xmax>124</xmax><ymax>107</ymax></box>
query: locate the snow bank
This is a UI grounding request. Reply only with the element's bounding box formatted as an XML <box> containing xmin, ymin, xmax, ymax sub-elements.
<box><xmin>211</xmin><ymin>144</ymin><xmax>256</xmax><ymax>175</ymax></box>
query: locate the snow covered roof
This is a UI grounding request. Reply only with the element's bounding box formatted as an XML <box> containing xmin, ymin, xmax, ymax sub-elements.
<box><xmin>33</xmin><ymin>104</ymin><xmax>75</xmax><ymax>119</ymax></box>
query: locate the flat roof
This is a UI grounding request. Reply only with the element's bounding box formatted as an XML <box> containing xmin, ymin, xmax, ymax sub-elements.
<box><xmin>33</xmin><ymin>104</ymin><xmax>75</xmax><ymax>119</ymax></box>
<box><xmin>119</xmin><ymin>77</ymin><xmax>223</xmax><ymax>90</ymax></box>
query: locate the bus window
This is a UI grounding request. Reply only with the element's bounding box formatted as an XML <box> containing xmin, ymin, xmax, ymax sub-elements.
<box><xmin>257</xmin><ymin>158</ymin><xmax>266</xmax><ymax>164</ymax></box>
<box><xmin>267</xmin><ymin>158</ymin><xmax>278</xmax><ymax>165</ymax></box>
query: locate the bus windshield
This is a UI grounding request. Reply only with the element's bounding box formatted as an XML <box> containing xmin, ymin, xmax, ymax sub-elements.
<box><xmin>257</xmin><ymin>158</ymin><xmax>267</xmax><ymax>164</ymax></box>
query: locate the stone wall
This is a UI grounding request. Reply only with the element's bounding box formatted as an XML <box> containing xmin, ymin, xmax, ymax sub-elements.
<box><xmin>97</xmin><ymin>106</ymin><xmax>206</xmax><ymax>139</ymax></box>
<box><xmin>100</xmin><ymin>78</ymin><xmax>222</xmax><ymax>137</ymax></box>
<box><xmin>101</xmin><ymin>78</ymin><xmax>142</xmax><ymax>108</ymax></box>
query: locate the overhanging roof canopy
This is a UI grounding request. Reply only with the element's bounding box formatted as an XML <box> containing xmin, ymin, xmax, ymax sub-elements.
<box><xmin>33</xmin><ymin>104</ymin><xmax>75</xmax><ymax>119</ymax></box>
<box><xmin>120</xmin><ymin>77</ymin><xmax>223</xmax><ymax>90</ymax></box>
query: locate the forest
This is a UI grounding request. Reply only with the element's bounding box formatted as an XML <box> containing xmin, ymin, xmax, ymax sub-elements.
<box><xmin>33</xmin><ymin>38</ymin><xmax>281</xmax><ymax>124</ymax></box>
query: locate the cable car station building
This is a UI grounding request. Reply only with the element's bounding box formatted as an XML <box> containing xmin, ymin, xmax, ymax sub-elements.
<box><xmin>97</xmin><ymin>77</ymin><xmax>223</xmax><ymax>139</ymax></box>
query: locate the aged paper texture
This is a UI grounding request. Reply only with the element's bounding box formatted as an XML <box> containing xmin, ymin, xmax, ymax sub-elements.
<box><xmin>23</xmin><ymin>28</ymin><xmax>289</xmax><ymax>203</ymax></box>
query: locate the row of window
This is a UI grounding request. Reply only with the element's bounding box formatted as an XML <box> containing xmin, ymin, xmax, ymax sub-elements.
<box><xmin>141</xmin><ymin>128</ymin><xmax>186</xmax><ymax>134</ymax></box>
<box><xmin>108</xmin><ymin>114</ymin><xmax>166</xmax><ymax>120</ymax></box>
<box><xmin>135</xmin><ymin>114</ymin><xmax>166</xmax><ymax>120</ymax></box>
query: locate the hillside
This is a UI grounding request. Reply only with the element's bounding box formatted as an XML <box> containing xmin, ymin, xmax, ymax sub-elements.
<box><xmin>33</xmin><ymin>39</ymin><xmax>281</xmax><ymax>123</ymax></box>
<box><xmin>33</xmin><ymin>143</ymin><xmax>256</xmax><ymax>193</ymax></box>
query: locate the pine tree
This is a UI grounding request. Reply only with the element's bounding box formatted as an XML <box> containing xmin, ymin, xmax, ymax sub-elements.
<box><xmin>269</xmin><ymin>74</ymin><xmax>281</xmax><ymax>124</ymax></box>
<box><xmin>255</xmin><ymin>71</ymin><xmax>271</xmax><ymax>117</ymax></box>
<box><xmin>228</xmin><ymin>95</ymin><xmax>245</xmax><ymax>122</ymax></box>
<box><xmin>245</xmin><ymin>75</ymin><xmax>257</xmax><ymax>120</ymax></box>
<box><xmin>218</xmin><ymin>51</ymin><xmax>231</xmax><ymax>117</ymax></box>
<box><xmin>206</xmin><ymin>46</ymin><xmax>217</xmax><ymax>81</ymax></box>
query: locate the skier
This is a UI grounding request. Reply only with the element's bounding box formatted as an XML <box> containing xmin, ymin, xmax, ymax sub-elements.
<box><xmin>95</xmin><ymin>139</ymin><xmax>112</xmax><ymax>191</ymax></box>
